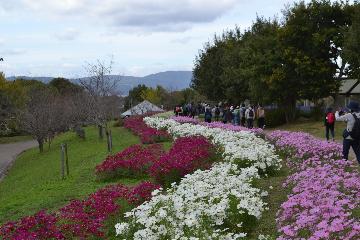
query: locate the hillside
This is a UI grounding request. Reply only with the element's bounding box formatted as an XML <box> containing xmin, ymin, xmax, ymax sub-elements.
<box><xmin>7</xmin><ymin>71</ymin><xmax>193</xmax><ymax>95</ymax></box>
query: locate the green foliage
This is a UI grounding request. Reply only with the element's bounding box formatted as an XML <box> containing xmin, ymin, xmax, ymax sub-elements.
<box><xmin>192</xmin><ymin>1</ymin><xmax>355</xmax><ymax>123</ymax></box>
<box><xmin>0</xmin><ymin>125</ymin><xmax>141</xmax><ymax>224</ymax></box>
<box><xmin>343</xmin><ymin>2</ymin><xmax>360</xmax><ymax>79</ymax></box>
<box><xmin>49</xmin><ymin>77</ymin><xmax>82</xmax><ymax>95</ymax></box>
<box><xmin>265</xmin><ymin>109</ymin><xmax>287</xmax><ymax>128</ymax></box>
<box><xmin>124</xmin><ymin>84</ymin><xmax>148</xmax><ymax>109</ymax></box>
<box><xmin>113</xmin><ymin>118</ymin><xmax>124</xmax><ymax>127</ymax></box>
<box><xmin>124</xmin><ymin>84</ymin><xmax>206</xmax><ymax>110</ymax></box>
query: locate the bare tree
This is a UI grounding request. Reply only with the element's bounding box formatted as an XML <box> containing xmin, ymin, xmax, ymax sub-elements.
<box><xmin>21</xmin><ymin>87</ymin><xmax>56</xmax><ymax>152</ymax></box>
<box><xmin>79</xmin><ymin>58</ymin><xmax>120</xmax><ymax>138</ymax></box>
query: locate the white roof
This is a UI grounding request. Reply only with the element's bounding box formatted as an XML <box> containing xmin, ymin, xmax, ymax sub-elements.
<box><xmin>339</xmin><ymin>79</ymin><xmax>360</xmax><ymax>95</ymax></box>
<box><xmin>121</xmin><ymin>100</ymin><xmax>164</xmax><ymax>116</ymax></box>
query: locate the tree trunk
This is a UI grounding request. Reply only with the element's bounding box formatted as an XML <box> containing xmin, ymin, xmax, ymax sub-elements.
<box><xmin>38</xmin><ymin>139</ymin><xmax>44</xmax><ymax>153</ymax></box>
<box><xmin>98</xmin><ymin>125</ymin><xmax>103</xmax><ymax>139</ymax></box>
<box><xmin>283</xmin><ymin>99</ymin><xmax>297</xmax><ymax>123</ymax></box>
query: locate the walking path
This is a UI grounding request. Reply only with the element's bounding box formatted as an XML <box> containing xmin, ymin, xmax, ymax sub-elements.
<box><xmin>265</xmin><ymin>129</ymin><xmax>357</xmax><ymax>162</ymax></box>
<box><xmin>0</xmin><ymin>140</ymin><xmax>37</xmax><ymax>181</ymax></box>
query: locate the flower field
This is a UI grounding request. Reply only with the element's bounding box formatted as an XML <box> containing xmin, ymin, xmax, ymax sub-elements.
<box><xmin>0</xmin><ymin>181</ymin><xmax>160</xmax><ymax>239</ymax></box>
<box><xmin>1</xmin><ymin>115</ymin><xmax>359</xmax><ymax>239</ymax></box>
<box><xmin>269</xmin><ymin>131</ymin><xmax>360</xmax><ymax>240</ymax></box>
<box><xmin>115</xmin><ymin>117</ymin><xmax>282</xmax><ymax>239</ymax></box>
<box><xmin>124</xmin><ymin>116</ymin><xmax>170</xmax><ymax>144</ymax></box>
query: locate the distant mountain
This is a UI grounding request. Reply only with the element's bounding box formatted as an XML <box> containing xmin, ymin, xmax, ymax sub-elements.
<box><xmin>7</xmin><ymin>71</ymin><xmax>193</xmax><ymax>95</ymax></box>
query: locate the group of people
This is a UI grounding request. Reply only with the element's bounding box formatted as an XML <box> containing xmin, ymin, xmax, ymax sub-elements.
<box><xmin>324</xmin><ymin>101</ymin><xmax>360</xmax><ymax>164</ymax></box>
<box><xmin>204</xmin><ymin>104</ymin><xmax>266</xmax><ymax>129</ymax></box>
<box><xmin>174</xmin><ymin>102</ymin><xmax>266</xmax><ymax>129</ymax></box>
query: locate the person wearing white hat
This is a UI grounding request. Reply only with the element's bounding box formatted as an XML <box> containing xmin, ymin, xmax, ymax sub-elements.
<box><xmin>335</xmin><ymin>101</ymin><xmax>360</xmax><ymax>163</ymax></box>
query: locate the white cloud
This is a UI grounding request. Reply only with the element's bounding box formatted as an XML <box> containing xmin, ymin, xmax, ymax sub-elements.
<box><xmin>4</xmin><ymin>0</ymin><xmax>239</xmax><ymax>32</ymax></box>
<box><xmin>0</xmin><ymin>49</ymin><xmax>26</xmax><ymax>55</ymax></box>
<box><xmin>54</xmin><ymin>28</ymin><xmax>79</xmax><ymax>41</ymax></box>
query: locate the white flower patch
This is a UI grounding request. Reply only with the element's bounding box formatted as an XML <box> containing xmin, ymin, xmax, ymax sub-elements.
<box><xmin>144</xmin><ymin>117</ymin><xmax>281</xmax><ymax>171</ymax></box>
<box><xmin>115</xmin><ymin>117</ymin><xmax>282</xmax><ymax>239</ymax></box>
<box><xmin>116</xmin><ymin>163</ymin><xmax>267</xmax><ymax>239</ymax></box>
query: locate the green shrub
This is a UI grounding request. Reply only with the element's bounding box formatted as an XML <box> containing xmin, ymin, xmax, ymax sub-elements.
<box><xmin>264</xmin><ymin>108</ymin><xmax>287</xmax><ymax>128</ymax></box>
<box><xmin>113</xmin><ymin>118</ymin><xmax>124</xmax><ymax>127</ymax></box>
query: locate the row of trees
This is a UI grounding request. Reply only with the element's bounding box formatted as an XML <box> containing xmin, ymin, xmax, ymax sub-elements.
<box><xmin>0</xmin><ymin>60</ymin><xmax>123</xmax><ymax>152</ymax></box>
<box><xmin>192</xmin><ymin>0</ymin><xmax>360</xmax><ymax>122</ymax></box>
<box><xmin>124</xmin><ymin>84</ymin><xmax>206</xmax><ymax>110</ymax></box>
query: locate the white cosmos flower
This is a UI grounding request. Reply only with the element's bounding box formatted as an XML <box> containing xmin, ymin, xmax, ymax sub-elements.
<box><xmin>115</xmin><ymin>117</ymin><xmax>282</xmax><ymax>239</ymax></box>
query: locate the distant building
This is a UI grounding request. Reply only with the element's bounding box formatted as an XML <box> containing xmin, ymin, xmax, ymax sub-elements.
<box><xmin>121</xmin><ymin>100</ymin><xmax>164</xmax><ymax>118</ymax></box>
<box><xmin>338</xmin><ymin>78</ymin><xmax>360</xmax><ymax>105</ymax></box>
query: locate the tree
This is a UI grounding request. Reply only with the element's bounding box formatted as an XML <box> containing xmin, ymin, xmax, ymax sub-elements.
<box><xmin>21</xmin><ymin>86</ymin><xmax>57</xmax><ymax>152</ymax></box>
<box><xmin>79</xmin><ymin>58</ymin><xmax>120</xmax><ymax>138</ymax></box>
<box><xmin>49</xmin><ymin>77</ymin><xmax>82</xmax><ymax>95</ymax></box>
<box><xmin>0</xmin><ymin>90</ymin><xmax>16</xmax><ymax>135</ymax></box>
<box><xmin>124</xmin><ymin>84</ymin><xmax>149</xmax><ymax>110</ymax></box>
<box><xmin>343</xmin><ymin>3</ymin><xmax>360</xmax><ymax>79</ymax></box>
<box><xmin>272</xmin><ymin>0</ymin><xmax>352</xmax><ymax>121</ymax></box>
<box><xmin>192</xmin><ymin>34</ymin><xmax>228</xmax><ymax>101</ymax></box>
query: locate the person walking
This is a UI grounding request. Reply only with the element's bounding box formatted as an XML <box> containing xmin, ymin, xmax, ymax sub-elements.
<box><xmin>245</xmin><ymin>105</ymin><xmax>255</xmax><ymax>128</ymax></box>
<box><xmin>324</xmin><ymin>107</ymin><xmax>335</xmax><ymax>141</ymax></box>
<box><xmin>240</xmin><ymin>104</ymin><xmax>246</xmax><ymax>127</ymax></box>
<box><xmin>225</xmin><ymin>107</ymin><xmax>233</xmax><ymax>124</ymax></box>
<box><xmin>214</xmin><ymin>106</ymin><xmax>220</xmax><ymax>121</ymax></box>
<box><xmin>335</xmin><ymin>101</ymin><xmax>360</xmax><ymax>164</ymax></box>
<box><xmin>234</xmin><ymin>106</ymin><xmax>240</xmax><ymax>125</ymax></box>
<box><xmin>204</xmin><ymin>107</ymin><xmax>212</xmax><ymax>123</ymax></box>
<box><xmin>257</xmin><ymin>104</ymin><xmax>265</xmax><ymax>129</ymax></box>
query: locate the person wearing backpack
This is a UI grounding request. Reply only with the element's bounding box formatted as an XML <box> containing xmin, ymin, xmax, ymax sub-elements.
<box><xmin>335</xmin><ymin>101</ymin><xmax>360</xmax><ymax>164</ymax></box>
<box><xmin>324</xmin><ymin>107</ymin><xmax>335</xmax><ymax>141</ymax></box>
<box><xmin>257</xmin><ymin>104</ymin><xmax>265</xmax><ymax>129</ymax></box>
<box><xmin>245</xmin><ymin>105</ymin><xmax>254</xmax><ymax>128</ymax></box>
<box><xmin>204</xmin><ymin>107</ymin><xmax>212</xmax><ymax>123</ymax></box>
<box><xmin>214</xmin><ymin>106</ymin><xmax>220</xmax><ymax>121</ymax></box>
<box><xmin>233</xmin><ymin>106</ymin><xmax>241</xmax><ymax>125</ymax></box>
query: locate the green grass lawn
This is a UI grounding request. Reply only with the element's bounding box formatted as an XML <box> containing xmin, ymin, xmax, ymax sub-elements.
<box><xmin>269</xmin><ymin>118</ymin><xmax>346</xmax><ymax>141</ymax></box>
<box><xmin>0</xmin><ymin>135</ymin><xmax>33</xmax><ymax>144</ymax></box>
<box><xmin>0</xmin><ymin>125</ymin><xmax>142</xmax><ymax>224</ymax></box>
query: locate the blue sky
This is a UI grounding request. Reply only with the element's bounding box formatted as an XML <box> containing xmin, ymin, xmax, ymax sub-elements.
<box><xmin>1</xmin><ymin>0</ymin><xmax>296</xmax><ymax>78</ymax></box>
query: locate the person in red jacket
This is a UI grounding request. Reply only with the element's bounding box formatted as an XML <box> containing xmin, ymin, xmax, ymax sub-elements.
<box><xmin>324</xmin><ymin>107</ymin><xmax>335</xmax><ymax>141</ymax></box>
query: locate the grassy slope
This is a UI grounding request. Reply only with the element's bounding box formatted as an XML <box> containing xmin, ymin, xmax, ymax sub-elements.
<box><xmin>248</xmin><ymin>165</ymin><xmax>290</xmax><ymax>240</ymax></box>
<box><xmin>0</xmin><ymin>135</ymin><xmax>33</xmax><ymax>144</ymax></box>
<box><xmin>270</xmin><ymin>118</ymin><xmax>346</xmax><ymax>141</ymax></box>
<box><xmin>0</xmin><ymin>126</ymin><xmax>141</xmax><ymax>224</ymax></box>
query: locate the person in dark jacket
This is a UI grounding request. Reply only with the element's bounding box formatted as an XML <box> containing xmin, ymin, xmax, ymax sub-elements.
<box><xmin>335</xmin><ymin>101</ymin><xmax>360</xmax><ymax>163</ymax></box>
<box><xmin>324</xmin><ymin>107</ymin><xmax>335</xmax><ymax>141</ymax></box>
<box><xmin>204</xmin><ymin>108</ymin><xmax>212</xmax><ymax>123</ymax></box>
<box><xmin>225</xmin><ymin>107</ymin><xmax>233</xmax><ymax>124</ymax></box>
<box><xmin>240</xmin><ymin>104</ymin><xmax>246</xmax><ymax>127</ymax></box>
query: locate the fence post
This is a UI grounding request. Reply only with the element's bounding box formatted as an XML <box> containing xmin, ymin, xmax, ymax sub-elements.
<box><xmin>65</xmin><ymin>143</ymin><xmax>69</xmax><ymax>176</ymax></box>
<box><xmin>109</xmin><ymin>130</ymin><xmax>113</xmax><ymax>153</ymax></box>
<box><xmin>106</xmin><ymin>129</ymin><xmax>112</xmax><ymax>153</ymax></box>
<box><xmin>60</xmin><ymin>143</ymin><xmax>65</xmax><ymax>180</ymax></box>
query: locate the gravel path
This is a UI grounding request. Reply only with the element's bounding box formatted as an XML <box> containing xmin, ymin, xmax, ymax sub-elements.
<box><xmin>0</xmin><ymin>140</ymin><xmax>37</xmax><ymax>181</ymax></box>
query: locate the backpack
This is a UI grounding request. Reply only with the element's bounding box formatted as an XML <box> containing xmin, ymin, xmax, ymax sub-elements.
<box><xmin>248</xmin><ymin>109</ymin><xmax>254</xmax><ymax>118</ymax></box>
<box><xmin>241</xmin><ymin>108</ymin><xmax>246</xmax><ymax>118</ymax></box>
<box><xmin>215</xmin><ymin>107</ymin><xmax>220</xmax><ymax>115</ymax></box>
<box><xmin>326</xmin><ymin>112</ymin><xmax>335</xmax><ymax>124</ymax></box>
<box><xmin>350</xmin><ymin>113</ymin><xmax>360</xmax><ymax>140</ymax></box>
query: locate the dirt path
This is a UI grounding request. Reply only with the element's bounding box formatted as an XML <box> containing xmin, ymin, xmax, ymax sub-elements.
<box><xmin>0</xmin><ymin>140</ymin><xmax>37</xmax><ymax>181</ymax></box>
